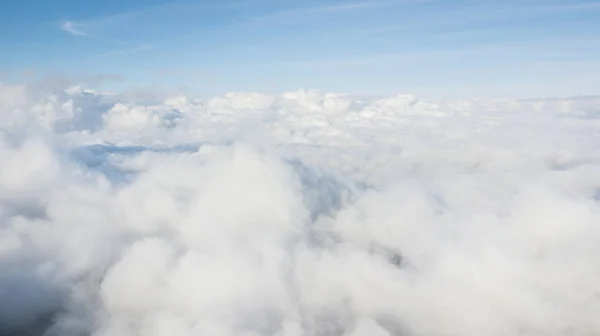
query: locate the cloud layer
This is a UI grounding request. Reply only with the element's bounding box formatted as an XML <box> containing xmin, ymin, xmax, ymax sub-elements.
<box><xmin>1</xmin><ymin>83</ymin><xmax>600</xmax><ymax>335</ymax></box>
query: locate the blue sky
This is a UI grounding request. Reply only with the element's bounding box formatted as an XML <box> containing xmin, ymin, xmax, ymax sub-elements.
<box><xmin>1</xmin><ymin>0</ymin><xmax>600</xmax><ymax>98</ymax></box>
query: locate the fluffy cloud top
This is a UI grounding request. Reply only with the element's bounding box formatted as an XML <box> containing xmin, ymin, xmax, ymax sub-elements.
<box><xmin>1</xmin><ymin>84</ymin><xmax>600</xmax><ymax>336</ymax></box>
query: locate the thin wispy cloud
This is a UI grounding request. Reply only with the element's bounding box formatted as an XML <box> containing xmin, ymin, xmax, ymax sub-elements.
<box><xmin>213</xmin><ymin>0</ymin><xmax>420</xmax><ymax>34</ymax></box>
<box><xmin>77</xmin><ymin>0</ymin><xmax>386</xmax><ymax>29</ymax></box>
<box><xmin>277</xmin><ymin>37</ymin><xmax>600</xmax><ymax>70</ymax></box>
<box><xmin>341</xmin><ymin>1</ymin><xmax>600</xmax><ymax>41</ymax></box>
<box><xmin>63</xmin><ymin>1</ymin><xmax>220</xmax><ymax>32</ymax></box>
<box><xmin>248</xmin><ymin>0</ymin><xmax>406</xmax><ymax>23</ymax></box>
<box><xmin>60</xmin><ymin>21</ymin><xmax>89</xmax><ymax>36</ymax></box>
<box><xmin>91</xmin><ymin>44</ymin><xmax>155</xmax><ymax>59</ymax></box>
<box><xmin>59</xmin><ymin>20</ymin><xmax>125</xmax><ymax>45</ymax></box>
<box><xmin>7</xmin><ymin>0</ymin><xmax>599</xmax><ymax>98</ymax></box>
<box><xmin>303</xmin><ymin>0</ymin><xmax>399</xmax><ymax>13</ymax></box>
<box><xmin>59</xmin><ymin>18</ymin><xmax>154</xmax><ymax>60</ymax></box>
<box><xmin>538</xmin><ymin>1</ymin><xmax>600</xmax><ymax>12</ymax></box>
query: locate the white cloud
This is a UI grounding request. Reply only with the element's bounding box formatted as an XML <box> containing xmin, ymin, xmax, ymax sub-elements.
<box><xmin>59</xmin><ymin>21</ymin><xmax>90</xmax><ymax>36</ymax></box>
<box><xmin>59</xmin><ymin>20</ymin><xmax>149</xmax><ymax>58</ymax></box>
<box><xmin>102</xmin><ymin>103</ymin><xmax>181</xmax><ymax>131</ymax></box>
<box><xmin>208</xmin><ymin>92</ymin><xmax>276</xmax><ymax>112</ymax></box>
<box><xmin>1</xmin><ymin>83</ymin><xmax>600</xmax><ymax>335</ymax></box>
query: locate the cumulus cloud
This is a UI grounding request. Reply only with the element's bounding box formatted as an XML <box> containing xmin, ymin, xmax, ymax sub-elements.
<box><xmin>208</xmin><ymin>92</ymin><xmax>276</xmax><ymax>112</ymax></box>
<box><xmin>103</xmin><ymin>103</ymin><xmax>182</xmax><ymax>131</ymax></box>
<box><xmin>1</xmin><ymin>83</ymin><xmax>600</xmax><ymax>335</ymax></box>
<box><xmin>0</xmin><ymin>83</ymin><xmax>28</xmax><ymax>111</ymax></box>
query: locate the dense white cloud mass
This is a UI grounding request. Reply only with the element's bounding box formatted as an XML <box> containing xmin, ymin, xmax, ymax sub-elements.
<box><xmin>1</xmin><ymin>82</ymin><xmax>600</xmax><ymax>336</ymax></box>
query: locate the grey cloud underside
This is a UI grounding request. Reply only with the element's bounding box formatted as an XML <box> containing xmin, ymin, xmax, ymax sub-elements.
<box><xmin>1</xmin><ymin>84</ymin><xmax>600</xmax><ymax>336</ymax></box>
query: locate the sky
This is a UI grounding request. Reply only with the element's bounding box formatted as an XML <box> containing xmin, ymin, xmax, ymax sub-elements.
<box><xmin>3</xmin><ymin>69</ymin><xmax>600</xmax><ymax>336</ymax></box>
<box><xmin>1</xmin><ymin>0</ymin><xmax>600</xmax><ymax>98</ymax></box>
<box><xmin>3</xmin><ymin>2</ymin><xmax>600</xmax><ymax>336</ymax></box>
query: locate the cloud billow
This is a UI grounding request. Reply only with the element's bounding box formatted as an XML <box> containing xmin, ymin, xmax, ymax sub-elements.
<box><xmin>1</xmin><ymin>83</ymin><xmax>600</xmax><ymax>336</ymax></box>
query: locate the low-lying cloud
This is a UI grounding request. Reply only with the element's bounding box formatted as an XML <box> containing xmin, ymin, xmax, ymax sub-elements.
<box><xmin>1</xmin><ymin>83</ymin><xmax>600</xmax><ymax>335</ymax></box>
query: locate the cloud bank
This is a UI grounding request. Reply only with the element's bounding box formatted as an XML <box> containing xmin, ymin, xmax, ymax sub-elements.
<box><xmin>1</xmin><ymin>83</ymin><xmax>600</xmax><ymax>336</ymax></box>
